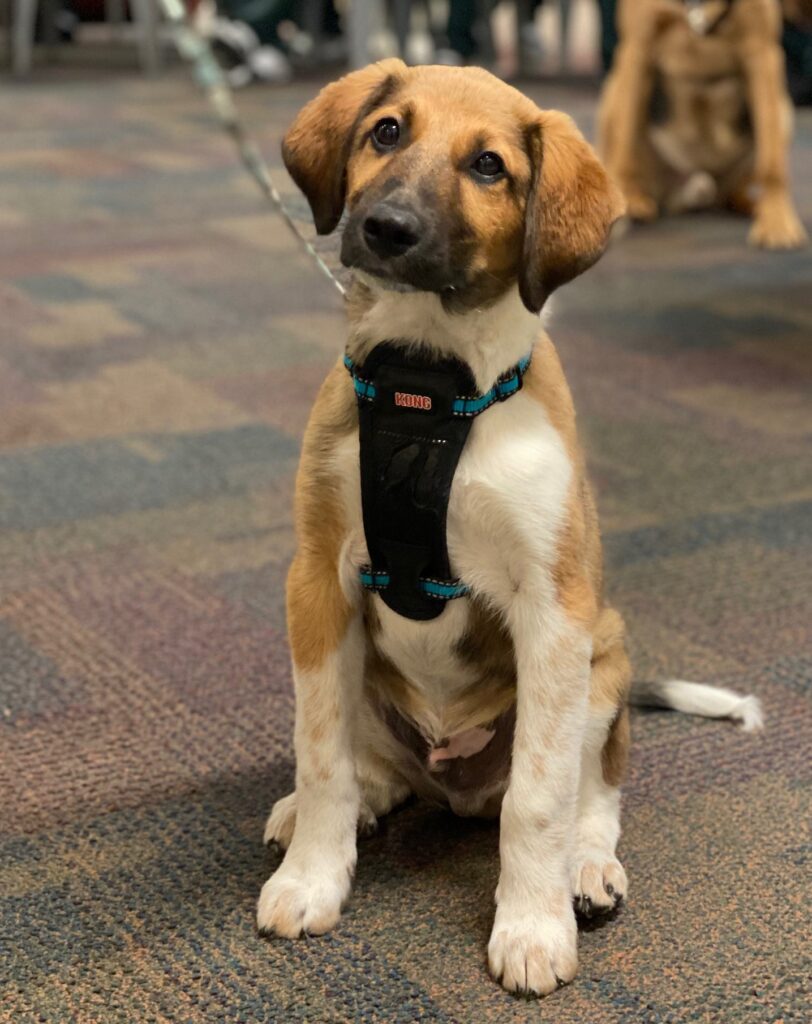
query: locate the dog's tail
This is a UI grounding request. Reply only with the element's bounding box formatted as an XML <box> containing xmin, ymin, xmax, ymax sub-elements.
<box><xmin>629</xmin><ymin>679</ymin><xmax>764</xmax><ymax>732</ymax></box>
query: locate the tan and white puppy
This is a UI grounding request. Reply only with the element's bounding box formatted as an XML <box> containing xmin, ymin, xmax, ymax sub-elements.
<box><xmin>257</xmin><ymin>61</ymin><xmax>762</xmax><ymax>997</ymax></box>
<box><xmin>598</xmin><ymin>0</ymin><xmax>807</xmax><ymax>249</ymax></box>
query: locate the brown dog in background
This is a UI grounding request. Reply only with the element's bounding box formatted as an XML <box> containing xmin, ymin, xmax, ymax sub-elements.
<box><xmin>598</xmin><ymin>0</ymin><xmax>808</xmax><ymax>248</ymax></box>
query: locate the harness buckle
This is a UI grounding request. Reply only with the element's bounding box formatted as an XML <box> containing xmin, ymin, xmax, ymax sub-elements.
<box><xmin>496</xmin><ymin>371</ymin><xmax>523</xmax><ymax>402</ymax></box>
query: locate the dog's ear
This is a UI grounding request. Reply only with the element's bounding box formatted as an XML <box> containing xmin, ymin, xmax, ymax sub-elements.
<box><xmin>520</xmin><ymin>111</ymin><xmax>625</xmax><ymax>313</ymax></box>
<box><xmin>282</xmin><ymin>59</ymin><xmax>406</xmax><ymax>235</ymax></box>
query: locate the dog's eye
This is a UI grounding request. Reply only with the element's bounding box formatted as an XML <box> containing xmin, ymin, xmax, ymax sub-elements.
<box><xmin>471</xmin><ymin>151</ymin><xmax>505</xmax><ymax>181</ymax></box>
<box><xmin>372</xmin><ymin>118</ymin><xmax>400</xmax><ymax>152</ymax></box>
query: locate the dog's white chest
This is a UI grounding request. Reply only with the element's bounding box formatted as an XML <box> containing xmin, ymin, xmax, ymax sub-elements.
<box><xmin>339</xmin><ymin>389</ymin><xmax>572</xmax><ymax>733</ymax></box>
<box><xmin>447</xmin><ymin>390</ymin><xmax>573</xmax><ymax>602</ymax></box>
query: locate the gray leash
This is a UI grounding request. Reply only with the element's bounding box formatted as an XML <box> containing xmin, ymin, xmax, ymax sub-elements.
<box><xmin>156</xmin><ymin>0</ymin><xmax>345</xmax><ymax>297</ymax></box>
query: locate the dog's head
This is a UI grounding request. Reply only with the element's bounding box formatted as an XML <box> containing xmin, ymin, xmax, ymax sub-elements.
<box><xmin>282</xmin><ymin>61</ymin><xmax>624</xmax><ymax>313</ymax></box>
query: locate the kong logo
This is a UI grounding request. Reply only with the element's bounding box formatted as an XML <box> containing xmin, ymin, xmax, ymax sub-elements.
<box><xmin>394</xmin><ymin>392</ymin><xmax>432</xmax><ymax>411</ymax></box>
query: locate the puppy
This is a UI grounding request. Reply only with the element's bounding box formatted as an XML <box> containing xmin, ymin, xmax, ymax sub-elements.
<box><xmin>598</xmin><ymin>0</ymin><xmax>808</xmax><ymax>248</ymax></box>
<box><xmin>258</xmin><ymin>61</ymin><xmax>761</xmax><ymax>996</ymax></box>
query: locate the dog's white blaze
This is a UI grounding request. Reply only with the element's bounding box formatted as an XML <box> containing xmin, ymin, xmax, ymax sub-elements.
<box><xmin>350</xmin><ymin>282</ymin><xmax>544</xmax><ymax>392</ymax></box>
<box><xmin>449</xmin><ymin>387</ymin><xmax>573</xmax><ymax>600</ymax></box>
<box><xmin>373</xmin><ymin>598</ymin><xmax>475</xmax><ymax>739</ymax></box>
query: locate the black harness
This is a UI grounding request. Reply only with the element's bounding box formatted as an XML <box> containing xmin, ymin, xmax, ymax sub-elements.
<box><xmin>345</xmin><ymin>344</ymin><xmax>531</xmax><ymax>621</ymax></box>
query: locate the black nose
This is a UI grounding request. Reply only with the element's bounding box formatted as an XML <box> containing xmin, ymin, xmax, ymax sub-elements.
<box><xmin>363</xmin><ymin>203</ymin><xmax>422</xmax><ymax>258</ymax></box>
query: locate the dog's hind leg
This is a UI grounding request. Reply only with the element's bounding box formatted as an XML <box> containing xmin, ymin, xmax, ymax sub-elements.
<box><xmin>264</xmin><ymin>714</ymin><xmax>412</xmax><ymax>850</ymax></box>
<box><xmin>571</xmin><ymin>608</ymin><xmax>631</xmax><ymax>918</ymax></box>
<box><xmin>263</xmin><ymin>791</ymin><xmax>299</xmax><ymax>849</ymax></box>
<box><xmin>264</xmin><ymin>764</ymin><xmax>411</xmax><ymax>850</ymax></box>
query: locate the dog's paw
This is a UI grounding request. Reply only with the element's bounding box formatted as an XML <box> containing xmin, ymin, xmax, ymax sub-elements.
<box><xmin>623</xmin><ymin>189</ymin><xmax>658</xmax><ymax>223</ymax></box>
<box><xmin>257</xmin><ymin>859</ymin><xmax>352</xmax><ymax>938</ymax></box>
<box><xmin>488</xmin><ymin>901</ymin><xmax>577</xmax><ymax>997</ymax></box>
<box><xmin>572</xmin><ymin>852</ymin><xmax>627</xmax><ymax>918</ymax></box>
<box><xmin>263</xmin><ymin>791</ymin><xmax>378</xmax><ymax>850</ymax></box>
<box><xmin>749</xmin><ymin>198</ymin><xmax>808</xmax><ymax>250</ymax></box>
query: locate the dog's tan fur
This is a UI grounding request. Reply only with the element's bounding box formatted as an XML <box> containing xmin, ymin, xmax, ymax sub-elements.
<box><xmin>259</xmin><ymin>61</ymin><xmax>635</xmax><ymax>997</ymax></box>
<box><xmin>598</xmin><ymin>0</ymin><xmax>807</xmax><ymax>248</ymax></box>
<box><xmin>286</xmin><ymin>366</ymin><xmax>356</xmax><ymax>673</ymax></box>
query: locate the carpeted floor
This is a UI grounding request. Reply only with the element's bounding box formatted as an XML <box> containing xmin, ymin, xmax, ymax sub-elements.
<box><xmin>1</xmin><ymin>67</ymin><xmax>811</xmax><ymax>1023</ymax></box>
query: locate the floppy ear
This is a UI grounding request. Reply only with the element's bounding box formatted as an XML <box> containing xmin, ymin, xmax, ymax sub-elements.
<box><xmin>281</xmin><ymin>59</ymin><xmax>405</xmax><ymax>235</ymax></box>
<box><xmin>520</xmin><ymin>111</ymin><xmax>625</xmax><ymax>313</ymax></box>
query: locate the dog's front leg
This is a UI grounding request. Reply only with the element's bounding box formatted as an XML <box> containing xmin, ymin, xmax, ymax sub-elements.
<box><xmin>488</xmin><ymin>596</ymin><xmax>589</xmax><ymax>996</ymax></box>
<box><xmin>742</xmin><ymin>40</ymin><xmax>808</xmax><ymax>250</ymax></box>
<box><xmin>598</xmin><ymin>39</ymin><xmax>658</xmax><ymax>222</ymax></box>
<box><xmin>257</xmin><ymin>556</ymin><xmax>363</xmax><ymax>938</ymax></box>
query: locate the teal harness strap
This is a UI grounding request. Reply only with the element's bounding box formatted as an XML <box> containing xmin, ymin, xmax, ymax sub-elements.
<box><xmin>358</xmin><ymin>569</ymin><xmax>471</xmax><ymax>600</ymax></box>
<box><xmin>347</xmin><ymin>349</ymin><xmax>532</xmax><ymax>608</ymax></box>
<box><xmin>452</xmin><ymin>354</ymin><xmax>532</xmax><ymax>416</ymax></box>
<box><xmin>344</xmin><ymin>354</ymin><xmax>377</xmax><ymax>400</ymax></box>
<box><xmin>344</xmin><ymin>353</ymin><xmax>531</xmax><ymax>417</ymax></box>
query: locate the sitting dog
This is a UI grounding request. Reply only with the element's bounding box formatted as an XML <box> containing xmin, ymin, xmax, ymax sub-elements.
<box><xmin>598</xmin><ymin>0</ymin><xmax>808</xmax><ymax>248</ymax></box>
<box><xmin>258</xmin><ymin>61</ymin><xmax>762</xmax><ymax>996</ymax></box>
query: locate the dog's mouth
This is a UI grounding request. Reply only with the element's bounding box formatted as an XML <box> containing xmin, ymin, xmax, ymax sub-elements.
<box><xmin>352</xmin><ymin>265</ymin><xmax>463</xmax><ymax>299</ymax></box>
<box><xmin>340</xmin><ymin>243</ymin><xmax>467</xmax><ymax>300</ymax></box>
<box><xmin>355</xmin><ymin>267</ymin><xmax>420</xmax><ymax>293</ymax></box>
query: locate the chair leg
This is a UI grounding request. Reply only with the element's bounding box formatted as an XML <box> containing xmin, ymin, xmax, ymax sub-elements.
<box><xmin>514</xmin><ymin>0</ymin><xmax>533</xmax><ymax>75</ymax></box>
<box><xmin>300</xmin><ymin>0</ymin><xmax>323</xmax><ymax>55</ymax></box>
<box><xmin>105</xmin><ymin>0</ymin><xmax>126</xmax><ymax>26</ymax></box>
<box><xmin>348</xmin><ymin>0</ymin><xmax>375</xmax><ymax>68</ymax></box>
<box><xmin>12</xmin><ymin>0</ymin><xmax>38</xmax><ymax>75</ymax></box>
<box><xmin>391</xmin><ymin>0</ymin><xmax>411</xmax><ymax>58</ymax></box>
<box><xmin>130</xmin><ymin>0</ymin><xmax>161</xmax><ymax>73</ymax></box>
<box><xmin>558</xmin><ymin>0</ymin><xmax>571</xmax><ymax>72</ymax></box>
<box><xmin>41</xmin><ymin>0</ymin><xmax>58</xmax><ymax>48</ymax></box>
<box><xmin>473</xmin><ymin>0</ymin><xmax>494</xmax><ymax>64</ymax></box>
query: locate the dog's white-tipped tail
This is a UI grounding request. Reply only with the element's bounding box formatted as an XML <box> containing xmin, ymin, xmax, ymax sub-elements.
<box><xmin>630</xmin><ymin>680</ymin><xmax>764</xmax><ymax>731</ymax></box>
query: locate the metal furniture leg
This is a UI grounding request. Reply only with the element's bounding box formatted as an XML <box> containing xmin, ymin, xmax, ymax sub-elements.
<box><xmin>12</xmin><ymin>0</ymin><xmax>38</xmax><ymax>74</ymax></box>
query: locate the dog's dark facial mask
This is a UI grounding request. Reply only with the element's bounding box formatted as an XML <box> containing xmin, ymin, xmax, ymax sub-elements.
<box><xmin>282</xmin><ymin>61</ymin><xmax>624</xmax><ymax>314</ymax></box>
<box><xmin>339</xmin><ymin>169</ymin><xmax>474</xmax><ymax>302</ymax></box>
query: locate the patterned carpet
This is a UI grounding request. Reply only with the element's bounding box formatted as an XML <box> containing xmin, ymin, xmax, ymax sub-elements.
<box><xmin>2</xmin><ymin>67</ymin><xmax>811</xmax><ymax>1023</ymax></box>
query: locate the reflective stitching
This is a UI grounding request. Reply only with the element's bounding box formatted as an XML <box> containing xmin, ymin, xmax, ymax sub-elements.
<box><xmin>378</xmin><ymin>430</ymin><xmax>449</xmax><ymax>445</ymax></box>
<box><xmin>359</xmin><ymin>567</ymin><xmax>470</xmax><ymax>599</ymax></box>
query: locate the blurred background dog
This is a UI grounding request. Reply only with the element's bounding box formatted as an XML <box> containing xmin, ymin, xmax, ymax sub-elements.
<box><xmin>599</xmin><ymin>0</ymin><xmax>808</xmax><ymax>248</ymax></box>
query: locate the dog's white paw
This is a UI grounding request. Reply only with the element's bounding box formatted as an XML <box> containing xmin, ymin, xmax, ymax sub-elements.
<box><xmin>257</xmin><ymin>858</ymin><xmax>352</xmax><ymax>938</ymax></box>
<box><xmin>488</xmin><ymin>900</ymin><xmax>578</xmax><ymax>996</ymax></box>
<box><xmin>572</xmin><ymin>851</ymin><xmax>627</xmax><ymax>917</ymax></box>
<box><xmin>263</xmin><ymin>791</ymin><xmax>378</xmax><ymax>850</ymax></box>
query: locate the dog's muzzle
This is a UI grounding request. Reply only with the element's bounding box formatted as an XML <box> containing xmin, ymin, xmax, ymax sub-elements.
<box><xmin>340</xmin><ymin>195</ymin><xmax>463</xmax><ymax>294</ymax></box>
